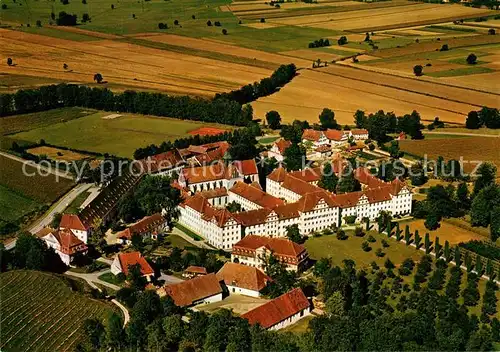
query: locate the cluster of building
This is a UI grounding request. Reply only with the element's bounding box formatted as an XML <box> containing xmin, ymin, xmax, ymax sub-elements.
<box><xmin>156</xmin><ymin>235</ymin><xmax>312</xmax><ymax>330</ymax></box>
<box><xmin>177</xmin><ymin>159</ymin><xmax>412</xmax><ymax>250</ymax></box>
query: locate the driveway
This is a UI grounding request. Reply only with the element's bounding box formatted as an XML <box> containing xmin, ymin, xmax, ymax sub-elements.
<box><xmin>158</xmin><ymin>273</ymin><xmax>184</xmax><ymax>285</ymax></box>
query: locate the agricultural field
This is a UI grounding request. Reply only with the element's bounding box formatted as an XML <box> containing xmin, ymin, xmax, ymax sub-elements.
<box><xmin>251</xmin><ymin>64</ymin><xmax>497</xmax><ymax>125</ymax></box>
<box><xmin>305</xmin><ymin>229</ymin><xmax>424</xmax><ymax>269</ymax></box>
<box><xmin>0</xmin><ymin>154</ymin><xmax>74</xmax><ymax>204</ymax></box>
<box><xmin>26</xmin><ymin>146</ymin><xmax>91</xmax><ymax>162</ymax></box>
<box><xmin>0</xmin><ymin>270</ymin><xmax>117</xmax><ymax>352</ymax></box>
<box><xmin>0</xmin><ymin>184</ymin><xmax>40</xmax><ymax>223</ymax></box>
<box><xmin>399</xmin><ymin>136</ymin><xmax>500</xmax><ymax>173</ymax></box>
<box><xmin>397</xmin><ymin>219</ymin><xmax>485</xmax><ymax>245</ymax></box>
<box><xmin>11</xmin><ymin>109</ymin><xmax>235</xmax><ymax>158</ymax></box>
<box><xmin>0</xmin><ymin>28</ymin><xmax>273</xmax><ymax>96</ymax></box>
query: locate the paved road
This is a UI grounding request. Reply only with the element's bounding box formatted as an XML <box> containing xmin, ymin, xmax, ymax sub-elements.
<box><xmin>5</xmin><ymin>183</ymin><xmax>93</xmax><ymax>250</ymax></box>
<box><xmin>29</xmin><ymin>183</ymin><xmax>93</xmax><ymax>234</ymax></box>
<box><xmin>0</xmin><ymin>151</ymin><xmax>74</xmax><ymax>180</ymax></box>
<box><xmin>65</xmin><ymin>269</ymin><xmax>130</xmax><ymax>326</ymax></box>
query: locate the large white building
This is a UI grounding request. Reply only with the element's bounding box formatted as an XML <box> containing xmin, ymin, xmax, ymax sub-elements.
<box><xmin>176</xmin><ymin>160</ymin><xmax>412</xmax><ymax>249</ymax></box>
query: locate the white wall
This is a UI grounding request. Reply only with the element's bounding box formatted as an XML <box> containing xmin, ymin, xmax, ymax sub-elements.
<box><xmin>226</xmin><ymin>285</ymin><xmax>261</xmax><ymax>297</ymax></box>
<box><xmin>269</xmin><ymin>307</ymin><xmax>311</xmax><ymax>331</ymax></box>
<box><xmin>111</xmin><ymin>256</ymin><xmax>122</xmax><ymax>276</ymax></box>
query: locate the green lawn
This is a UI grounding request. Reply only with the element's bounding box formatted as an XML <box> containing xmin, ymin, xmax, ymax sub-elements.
<box><xmin>305</xmin><ymin>230</ymin><xmax>423</xmax><ymax>269</ymax></box>
<box><xmin>12</xmin><ymin>110</ymin><xmax>234</xmax><ymax>158</ymax></box>
<box><xmin>175</xmin><ymin>223</ymin><xmax>203</xmax><ymax>241</ymax></box>
<box><xmin>425</xmin><ymin>66</ymin><xmax>494</xmax><ymax>77</ymax></box>
<box><xmin>167</xmin><ymin>234</ymin><xmax>195</xmax><ymax>249</ymax></box>
<box><xmin>65</xmin><ymin>191</ymin><xmax>91</xmax><ymax>214</ymax></box>
<box><xmin>98</xmin><ymin>272</ymin><xmax>125</xmax><ymax>286</ymax></box>
<box><xmin>0</xmin><ymin>107</ymin><xmax>94</xmax><ymax>136</ymax></box>
<box><xmin>0</xmin><ymin>184</ymin><xmax>40</xmax><ymax>222</ymax></box>
<box><xmin>258</xmin><ymin>136</ymin><xmax>280</xmax><ymax>145</ymax></box>
<box><xmin>0</xmin><ymin>270</ymin><xmax>117</xmax><ymax>352</ymax></box>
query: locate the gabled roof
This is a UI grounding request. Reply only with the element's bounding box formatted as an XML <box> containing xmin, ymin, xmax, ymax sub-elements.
<box><xmin>273</xmin><ymin>203</ymin><xmax>301</xmax><ymax>220</ymax></box>
<box><xmin>233</xmin><ymin>235</ymin><xmax>306</xmax><ymax>259</ymax></box>
<box><xmin>216</xmin><ymin>262</ymin><xmax>271</xmax><ymax>292</ymax></box>
<box><xmin>45</xmin><ymin>229</ymin><xmax>87</xmax><ymax>256</ymax></box>
<box><xmin>60</xmin><ymin>214</ymin><xmax>87</xmax><ymax>231</ymax></box>
<box><xmin>229</xmin><ymin>182</ymin><xmax>285</xmax><ymax>209</ymax></box>
<box><xmin>117</xmin><ymin>251</ymin><xmax>154</xmax><ymax>277</ymax></box>
<box><xmin>354</xmin><ymin>168</ymin><xmax>386</xmax><ymax>188</ymax></box>
<box><xmin>350</xmin><ymin>129</ymin><xmax>369</xmax><ymax>135</ymax></box>
<box><xmin>289</xmin><ymin>167</ymin><xmax>322</xmax><ymax>183</ymax></box>
<box><xmin>274</xmin><ymin>139</ymin><xmax>291</xmax><ymax>154</ymax></box>
<box><xmin>234</xmin><ymin>159</ymin><xmax>258</xmax><ymax>176</ymax></box>
<box><xmin>145</xmin><ymin>150</ymin><xmax>184</xmax><ymax>173</ymax></box>
<box><xmin>302</xmin><ymin>129</ymin><xmax>323</xmax><ymax>142</ymax></box>
<box><xmin>324</xmin><ymin>129</ymin><xmax>346</xmax><ymax>141</ymax></box>
<box><xmin>315</xmin><ymin>145</ymin><xmax>331</xmax><ymax>153</ymax></box>
<box><xmin>267</xmin><ymin>166</ymin><xmax>287</xmax><ymax>183</ymax></box>
<box><xmin>241</xmin><ymin>288</ymin><xmax>310</xmax><ymax>329</ymax></box>
<box><xmin>202</xmin><ymin>208</ymin><xmax>237</xmax><ymax>227</ymax></box>
<box><xmin>334</xmin><ymin>191</ymin><xmax>363</xmax><ymax>208</ymax></box>
<box><xmin>198</xmin><ymin>187</ymin><xmax>228</xmax><ymax>199</ymax></box>
<box><xmin>158</xmin><ymin>273</ymin><xmax>222</xmax><ymax>307</ymax></box>
<box><xmin>296</xmin><ymin>191</ymin><xmax>338</xmax><ymax>212</ymax></box>
<box><xmin>117</xmin><ymin>213</ymin><xmax>164</xmax><ymax>240</ymax></box>
<box><xmin>232</xmin><ymin>208</ymin><xmax>273</xmax><ymax>226</ymax></box>
<box><xmin>281</xmin><ymin>174</ymin><xmax>319</xmax><ymax>196</ymax></box>
<box><xmin>185</xmin><ymin>266</ymin><xmax>208</xmax><ymax>275</ymax></box>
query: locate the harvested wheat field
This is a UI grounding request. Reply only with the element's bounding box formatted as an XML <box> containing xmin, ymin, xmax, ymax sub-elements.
<box><xmin>268</xmin><ymin>3</ymin><xmax>493</xmax><ymax>32</ymax></box>
<box><xmin>280</xmin><ymin>49</ymin><xmax>345</xmax><ymax>61</ymax></box>
<box><xmin>252</xmin><ymin>64</ymin><xmax>497</xmax><ymax>125</ymax></box>
<box><xmin>0</xmin><ymin>29</ymin><xmax>272</xmax><ymax>96</ymax></box>
<box><xmin>400</xmin><ymin>137</ymin><xmax>500</xmax><ymax>173</ymax></box>
<box><xmin>26</xmin><ymin>146</ymin><xmax>91</xmax><ymax>162</ymax></box>
<box><xmin>400</xmin><ymin>219</ymin><xmax>484</xmax><ymax>245</ymax></box>
<box><xmin>130</xmin><ymin>33</ymin><xmax>309</xmax><ymax>67</ymax></box>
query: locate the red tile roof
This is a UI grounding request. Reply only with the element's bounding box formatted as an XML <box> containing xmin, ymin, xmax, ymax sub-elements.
<box><xmin>233</xmin><ymin>235</ymin><xmax>306</xmax><ymax>261</ymax></box>
<box><xmin>185</xmin><ymin>266</ymin><xmax>207</xmax><ymax>275</ymax></box>
<box><xmin>197</xmin><ymin>187</ymin><xmax>228</xmax><ymax>199</ymax></box>
<box><xmin>229</xmin><ymin>182</ymin><xmax>285</xmax><ymax>209</ymax></box>
<box><xmin>324</xmin><ymin>129</ymin><xmax>346</xmax><ymax>141</ymax></box>
<box><xmin>296</xmin><ymin>191</ymin><xmax>338</xmax><ymax>212</ymax></box>
<box><xmin>274</xmin><ymin>139</ymin><xmax>291</xmax><ymax>154</ymax></box>
<box><xmin>289</xmin><ymin>167</ymin><xmax>322</xmax><ymax>183</ymax></box>
<box><xmin>234</xmin><ymin>159</ymin><xmax>258</xmax><ymax>176</ymax></box>
<box><xmin>117</xmin><ymin>213</ymin><xmax>164</xmax><ymax>240</ymax></box>
<box><xmin>232</xmin><ymin>208</ymin><xmax>273</xmax><ymax>226</ymax></box>
<box><xmin>145</xmin><ymin>150</ymin><xmax>184</xmax><ymax>172</ymax></box>
<box><xmin>302</xmin><ymin>129</ymin><xmax>323</xmax><ymax>142</ymax></box>
<box><xmin>241</xmin><ymin>288</ymin><xmax>310</xmax><ymax>329</ymax></box>
<box><xmin>59</xmin><ymin>214</ymin><xmax>87</xmax><ymax>231</ymax></box>
<box><xmin>118</xmin><ymin>251</ymin><xmax>154</xmax><ymax>277</ymax></box>
<box><xmin>281</xmin><ymin>174</ymin><xmax>319</xmax><ymax>196</ymax></box>
<box><xmin>216</xmin><ymin>262</ymin><xmax>271</xmax><ymax>292</ymax></box>
<box><xmin>350</xmin><ymin>129</ymin><xmax>369</xmax><ymax>136</ymax></box>
<box><xmin>158</xmin><ymin>273</ymin><xmax>222</xmax><ymax>307</ymax></box>
<box><xmin>267</xmin><ymin>166</ymin><xmax>287</xmax><ymax>183</ymax></box>
<box><xmin>181</xmin><ymin>161</ymin><xmax>241</xmax><ymax>184</ymax></box>
<box><xmin>50</xmin><ymin>229</ymin><xmax>87</xmax><ymax>255</ymax></box>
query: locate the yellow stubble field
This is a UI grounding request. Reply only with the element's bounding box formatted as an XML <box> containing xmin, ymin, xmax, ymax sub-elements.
<box><xmin>252</xmin><ymin>65</ymin><xmax>497</xmax><ymax>124</ymax></box>
<box><xmin>0</xmin><ymin>29</ymin><xmax>272</xmax><ymax>96</ymax></box>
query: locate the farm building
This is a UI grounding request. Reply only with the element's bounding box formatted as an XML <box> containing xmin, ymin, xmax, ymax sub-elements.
<box><xmin>111</xmin><ymin>251</ymin><xmax>155</xmax><ymax>281</ymax></box>
<box><xmin>157</xmin><ymin>273</ymin><xmax>222</xmax><ymax>307</ymax></box>
<box><xmin>231</xmin><ymin>235</ymin><xmax>309</xmax><ymax>272</ymax></box>
<box><xmin>59</xmin><ymin>213</ymin><xmax>91</xmax><ymax>244</ymax></box>
<box><xmin>216</xmin><ymin>262</ymin><xmax>271</xmax><ymax>297</ymax></box>
<box><xmin>183</xmin><ymin>266</ymin><xmax>208</xmax><ymax>278</ymax></box>
<box><xmin>116</xmin><ymin>213</ymin><xmax>167</xmax><ymax>245</ymax></box>
<box><xmin>267</xmin><ymin>139</ymin><xmax>291</xmax><ymax>162</ymax></box>
<box><xmin>39</xmin><ymin>228</ymin><xmax>88</xmax><ymax>266</ymax></box>
<box><xmin>241</xmin><ymin>288</ymin><xmax>311</xmax><ymax>330</ymax></box>
<box><xmin>178</xmin><ymin>141</ymin><xmax>230</xmax><ymax>166</ymax></box>
<box><xmin>349</xmin><ymin>129</ymin><xmax>369</xmax><ymax>140</ymax></box>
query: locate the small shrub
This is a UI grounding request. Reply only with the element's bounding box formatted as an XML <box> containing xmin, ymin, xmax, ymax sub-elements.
<box><xmin>2</xmin><ymin>3</ymin><xmax>7</xmax><ymax>9</ymax></box>
<box><xmin>466</xmin><ymin>53</ymin><xmax>477</xmax><ymax>65</ymax></box>
<box><xmin>214</xmin><ymin>21</ymin><xmax>221</xmax><ymax>26</ymax></box>
<box><xmin>375</xmin><ymin>248</ymin><xmax>385</xmax><ymax>257</ymax></box>
<box><xmin>336</xmin><ymin>230</ymin><xmax>347</xmax><ymax>240</ymax></box>
<box><xmin>488</xmin><ymin>28</ymin><xmax>496</xmax><ymax>35</ymax></box>
<box><xmin>191</xmin><ymin>15</ymin><xmax>195</xmax><ymax>19</ymax></box>
<box><xmin>174</xmin><ymin>19</ymin><xmax>179</xmax><ymax>25</ymax></box>
<box><xmin>440</xmin><ymin>44</ymin><xmax>449</xmax><ymax>51</ymax></box>
<box><xmin>222</xmin><ymin>28</ymin><xmax>228</xmax><ymax>35</ymax></box>
<box><xmin>381</xmin><ymin>239</ymin><xmax>389</xmax><ymax>248</ymax></box>
<box><xmin>207</xmin><ymin>20</ymin><xmax>212</xmax><ymax>26</ymax></box>
<box><xmin>362</xmin><ymin>241</ymin><xmax>371</xmax><ymax>252</ymax></box>
<box><xmin>354</xmin><ymin>227</ymin><xmax>365</xmax><ymax>237</ymax></box>
<box><xmin>260</xmin><ymin>18</ymin><xmax>265</xmax><ymax>23</ymax></box>
<box><xmin>367</xmin><ymin>234</ymin><xmax>376</xmax><ymax>243</ymax></box>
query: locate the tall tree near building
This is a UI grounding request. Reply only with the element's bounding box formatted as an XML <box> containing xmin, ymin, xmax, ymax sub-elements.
<box><xmin>318</xmin><ymin>162</ymin><xmax>338</xmax><ymax>192</ymax></box>
<box><xmin>319</xmin><ymin>108</ymin><xmax>338</xmax><ymax>130</ymax></box>
<box><xmin>283</xmin><ymin>142</ymin><xmax>306</xmax><ymax>171</ymax></box>
<box><xmin>265</xmin><ymin>110</ymin><xmax>281</xmax><ymax>130</ymax></box>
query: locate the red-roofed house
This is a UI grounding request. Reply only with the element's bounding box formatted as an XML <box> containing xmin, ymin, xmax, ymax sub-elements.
<box><xmin>324</xmin><ymin>129</ymin><xmax>348</xmax><ymax>146</ymax></box>
<box><xmin>268</xmin><ymin>139</ymin><xmax>291</xmax><ymax>162</ymax></box>
<box><xmin>232</xmin><ymin>235</ymin><xmax>309</xmax><ymax>272</ymax></box>
<box><xmin>228</xmin><ymin>181</ymin><xmax>285</xmax><ymax>211</ymax></box>
<box><xmin>178</xmin><ymin>141</ymin><xmax>230</xmax><ymax>166</ymax></box>
<box><xmin>217</xmin><ymin>262</ymin><xmax>271</xmax><ymax>297</ymax></box>
<box><xmin>302</xmin><ymin>129</ymin><xmax>329</xmax><ymax>148</ymax></box>
<box><xmin>349</xmin><ymin>129</ymin><xmax>369</xmax><ymax>140</ymax></box>
<box><xmin>111</xmin><ymin>251</ymin><xmax>155</xmax><ymax>281</ymax></box>
<box><xmin>40</xmin><ymin>228</ymin><xmax>88</xmax><ymax>266</ymax></box>
<box><xmin>157</xmin><ymin>273</ymin><xmax>222</xmax><ymax>307</ymax></box>
<box><xmin>234</xmin><ymin>160</ymin><xmax>259</xmax><ymax>183</ymax></box>
<box><xmin>241</xmin><ymin>288</ymin><xmax>311</xmax><ymax>330</ymax></box>
<box><xmin>116</xmin><ymin>213</ymin><xmax>167</xmax><ymax>245</ymax></box>
<box><xmin>183</xmin><ymin>266</ymin><xmax>208</xmax><ymax>278</ymax></box>
<box><xmin>59</xmin><ymin>214</ymin><xmax>90</xmax><ymax>244</ymax></box>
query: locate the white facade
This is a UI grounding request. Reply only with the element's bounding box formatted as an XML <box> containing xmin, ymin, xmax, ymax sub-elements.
<box><xmin>226</xmin><ymin>284</ymin><xmax>261</xmax><ymax>298</ymax></box>
<box><xmin>268</xmin><ymin>144</ymin><xmax>285</xmax><ymax>162</ymax></box>
<box><xmin>59</xmin><ymin>228</ymin><xmax>88</xmax><ymax>244</ymax></box>
<box><xmin>42</xmin><ymin>233</ymin><xmax>71</xmax><ymax>265</ymax></box>
<box><xmin>269</xmin><ymin>307</ymin><xmax>311</xmax><ymax>331</ymax></box>
<box><xmin>228</xmin><ymin>190</ymin><xmax>262</xmax><ymax>211</ymax></box>
<box><xmin>193</xmin><ymin>292</ymin><xmax>223</xmax><ymax>306</ymax></box>
<box><xmin>111</xmin><ymin>256</ymin><xmax>154</xmax><ymax>281</ymax></box>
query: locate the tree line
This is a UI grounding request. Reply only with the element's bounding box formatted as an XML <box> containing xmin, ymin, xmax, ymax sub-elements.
<box><xmin>214</xmin><ymin>64</ymin><xmax>296</xmax><ymax>105</ymax></box>
<box><xmin>0</xmin><ymin>84</ymin><xmax>253</xmax><ymax>126</ymax></box>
